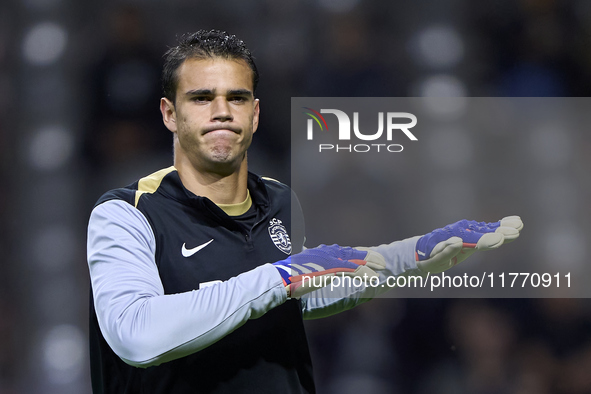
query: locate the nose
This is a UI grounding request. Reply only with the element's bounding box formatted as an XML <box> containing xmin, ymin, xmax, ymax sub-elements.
<box><xmin>211</xmin><ymin>97</ymin><xmax>233</xmax><ymax>122</ymax></box>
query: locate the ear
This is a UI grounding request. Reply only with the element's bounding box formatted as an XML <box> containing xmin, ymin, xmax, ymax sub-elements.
<box><xmin>160</xmin><ymin>97</ymin><xmax>177</xmax><ymax>132</ymax></box>
<box><xmin>252</xmin><ymin>99</ymin><xmax>260</xmax><ymax>134</ymax></box>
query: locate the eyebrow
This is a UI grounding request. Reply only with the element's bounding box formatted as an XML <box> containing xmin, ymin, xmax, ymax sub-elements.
<box><xmin>185</xmin><ymin>89</ymin><xmax>214</xmax><ymax>96</ymax></box>
<box><xmin>227</xmin><ymin>89</ymin><xmax>253</xmax><ymax>97</ymax></box>
<box><xmin>185</xmin><ymin>88</ymin><xmax>253</xmax><ymax>97</ymax></box>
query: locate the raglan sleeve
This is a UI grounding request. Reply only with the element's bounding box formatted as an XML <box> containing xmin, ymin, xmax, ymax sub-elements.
<box><xmin>87</xmin><ymin>199</ymin><xmax>287</xmax><ymax>368</ymax></box>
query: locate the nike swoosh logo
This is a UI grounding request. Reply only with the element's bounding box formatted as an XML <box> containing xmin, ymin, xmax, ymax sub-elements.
<box><xmin>181</xmin><ymin>239</ymin><xmax>214</xmax><ymax>257</ymax></box>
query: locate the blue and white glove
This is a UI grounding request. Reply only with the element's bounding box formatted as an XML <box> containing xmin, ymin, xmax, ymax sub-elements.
<box><xmin>273</xmin><ymin>244</ymin><xmax>386</xmax><ymax>299</ymax></box>
<box><xmin>415</xmin><ymin>216</ymin><xmax>523</xmax><ymax>273</ymax></box>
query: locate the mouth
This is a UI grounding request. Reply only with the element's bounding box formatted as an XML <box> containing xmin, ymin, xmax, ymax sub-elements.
<box><xmin>203</xmin><ymin>125</ymin><xmax>241</xmax><ymax>135</ymax></box>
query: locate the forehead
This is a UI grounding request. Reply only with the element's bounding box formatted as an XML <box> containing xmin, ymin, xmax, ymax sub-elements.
<box><xmin>176</xmin><ymin>57</ymin><xmax>254</xmax><ymax>92</ymax></box>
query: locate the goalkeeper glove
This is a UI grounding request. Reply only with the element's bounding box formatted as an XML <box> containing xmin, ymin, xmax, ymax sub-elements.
<box><xmin>273</xmin><ymin>244</ymin><xmax>386</xmax><ymax>299</ymax></box>
<box><xmin>415</xmin><ymin>216</ymin><xmax>523</xmax><ymax>273</ymax></box>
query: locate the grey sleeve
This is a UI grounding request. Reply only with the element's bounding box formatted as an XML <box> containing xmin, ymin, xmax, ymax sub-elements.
<box><xmin>87</xmin><ymin>200</ymin><xmax>287</xmax><ymax>368</ymax></box>
<box><xmin>300</xmin><ymin>236</ymin><xmax>422</xmax><ymax>319</ymax></box>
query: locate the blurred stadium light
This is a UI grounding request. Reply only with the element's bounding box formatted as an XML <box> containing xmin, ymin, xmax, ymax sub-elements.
<box><xmin>22</xmin><ymin>22</ymin><xmax>67</xmax><ymax>66</ymax></box>
<box><xmin>413</xmin><ymin>25</ymin><xmax>464</xmax><ymax>69</ymax></box>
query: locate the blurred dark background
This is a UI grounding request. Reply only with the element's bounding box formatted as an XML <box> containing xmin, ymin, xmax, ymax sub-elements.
<box><xmin>1</xmin><ymin>0</ymin><xmax>591</xmax><ymax>393</ymax></box>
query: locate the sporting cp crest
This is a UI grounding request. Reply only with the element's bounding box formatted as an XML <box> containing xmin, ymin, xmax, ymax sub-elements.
<box><xmin>268</xmin><ymin>218</ymin><xmax>292</xmax><ymax>255</ymax></box>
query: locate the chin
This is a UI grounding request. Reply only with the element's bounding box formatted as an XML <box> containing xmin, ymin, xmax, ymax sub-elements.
<box><xmin>202</xmin><ymin>154</ymin><xmax>239</xmax><ymax>172</ymax></box>
<box><xmin>209</xmin><ymin>150</ymin><xmax>234</xmax><ymax>163</ymax></box>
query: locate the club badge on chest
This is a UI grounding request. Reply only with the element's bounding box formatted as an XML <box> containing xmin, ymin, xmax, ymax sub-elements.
<box><xmin>268</xmin><ymin>218</ymin><xmax>292</xmax><ymax>255</ymax></box>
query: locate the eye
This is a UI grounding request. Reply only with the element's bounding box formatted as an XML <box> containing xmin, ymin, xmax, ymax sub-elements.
<box><xmin>230</xmin><ymin>96</ymin><xmax>248</xmax><ymax>103</ymax></box>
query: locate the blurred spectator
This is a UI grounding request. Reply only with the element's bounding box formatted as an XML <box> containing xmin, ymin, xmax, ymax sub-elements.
<box><xmin>513</xmin><ymin>340</ymin><xmax>556</xmax><ymax>394</ymax></box>
<box><xmin>306</xmin><ymin>298</ymin><xmax>405</xmax><ymax>393</ymax></box>
<box><xmin>418</xmin><ymin>300</ymin><xmax>518</xmax><ymax>394</ymax></box>
<box><xmin>527</xmin><ymin>299</ymin><xmax>591</xmax><ymax>359</ymax></box>
<box><xmin>471</xmin><ymin>0</ymin><xmax>578</xmax><ymax>96</ymax></box>
<box><xmin>528</xmin><ymin>299</ymin><xmax>591</xmax><ymax>394</ymax></box>
<box><xmin>303</xmin><ymin>11</ymin><xmax>402</xmax><ymax>97</ymax></box>
<box><xmin>82</xmin><ymin>5</ymin><xmax>169</xmax><ymax>196</ymax></box>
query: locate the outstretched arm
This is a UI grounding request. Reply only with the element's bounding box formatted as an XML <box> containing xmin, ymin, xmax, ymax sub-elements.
<box><xmin>301</xmin><ymin>216</ymin><xmax>524</xmax><ymax>319</ymax></box>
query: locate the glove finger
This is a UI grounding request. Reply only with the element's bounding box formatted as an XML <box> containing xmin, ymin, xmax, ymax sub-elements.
<box><xmin>466</xmin><ymin>220</ymin><xmax>500</xmax><ymax>232</ymax></box>
<box><xmin>447</xmin><ymin>236</ymin><xmax>501</xmax><ymax>266</ymax></box>
<box><xmin>431</xmin><ymin>236</ymin><xmax>463</xmax><ymax>258</ymax></box>
<box><xmin>416</xmin><ymin>237</ymin><xmax>462</xmax><ymax>273</ymax></box>
<box><xmin>445</xmin><ymin>226</ymin><xmax>509</xmax><ymax>266</ymax></box>
<box><xmin>475</xmin><ymin>232</ymin><xmax>504</xmax><ymax>250</ymax></box>
<box><xmin>467</xmin><ymin>216</ymin><xmax>523</xmax><ymax>232</ymax></box>
<box><xmin>500</xmin><ymin>215</ymin><xmax>524</xmax><ymax>231</ymax></box>
<box><xmin>468</xmin><ymin>216</ymin><xmax>522</xmax><ymax>243</ymax></box>
<box><xmin>454</xmin><ymin>232</ymin><xmax>503</xmax><ymax>264</ymax></box>
<box><xmin>495</xmin><ymin>226</ymin><xmax>520</xmax><ymax>243</ymax></box>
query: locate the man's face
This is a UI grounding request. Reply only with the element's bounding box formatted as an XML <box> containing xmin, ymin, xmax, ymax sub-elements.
<box><xmin>161</xmin><ymin>57</ymin><xmax>259</xmax><ymax>174</ymax></box>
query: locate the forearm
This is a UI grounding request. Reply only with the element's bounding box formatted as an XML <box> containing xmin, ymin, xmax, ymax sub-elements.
<box><xmin>93</xmin><ymin>264</ymin><xmax>285</xmax><ymax>367</ymax></box>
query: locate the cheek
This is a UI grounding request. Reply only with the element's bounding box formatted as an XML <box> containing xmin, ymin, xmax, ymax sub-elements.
<box><xmin>176</xmin><ymin>106</ymin><xmax>198</xmax><ymax>126</ymax></box>
<box><xmin>175</xmin><ymin>117</ymin><xmax>197</xmax><ymax>146</ymax></box>
<box><xmin>177</xmin><ymin>113</ymin><xmax>189</xmax><ymax>128</ymax></box>
<box><xmin>176</xmin><ymin>115</ymin><xmax>195</xmax><ymax>136</ymax></box>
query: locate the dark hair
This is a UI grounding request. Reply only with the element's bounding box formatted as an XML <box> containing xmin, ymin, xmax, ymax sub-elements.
<box><xmin>162</xmin><ymin>30</ymin><xmax>259</xmax><ymax>102</ymax></box>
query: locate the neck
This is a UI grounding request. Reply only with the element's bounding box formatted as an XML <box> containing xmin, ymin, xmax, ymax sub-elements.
<box><xmin>174</xmin><ymin>153</ymin><xmax>249</xmax><ymax>205</ymax></box>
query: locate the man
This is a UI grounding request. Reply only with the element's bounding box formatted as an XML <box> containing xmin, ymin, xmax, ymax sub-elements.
<box><xmin>87</xmin><ymin>30</ymin><xmax>523</xmax><ymax>393</ymax></box>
